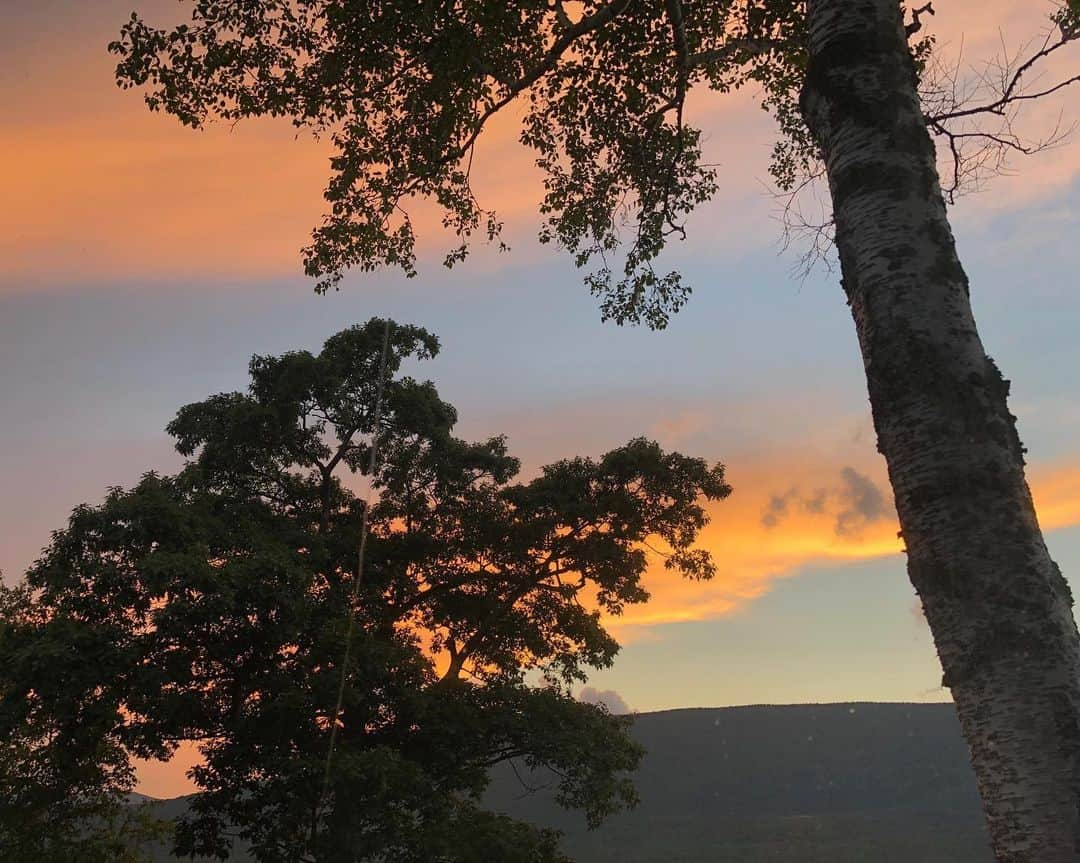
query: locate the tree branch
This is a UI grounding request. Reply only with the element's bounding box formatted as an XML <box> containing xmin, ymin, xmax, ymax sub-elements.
<box><xmin>688</xmin><ymin>37</ymin><xmax>777</xmax><ymax>70</ymax></box>
<box><xmin>437</xmin><ymin>0</ymin><xmax>634</xmax><ymax>172</ymax></box>
<box><xmin>921</xmin><ymin>16</ymin><xmax>1080</xmax><ymax>201</ymax></box>
<box><xmin>905</xmin><ymin>2</ymin><xmax>935</xmax><ymax>38</ymax></box>
<box><xmin>926</xmin><ymin>29</ymin><xmax>1080</xmax><ymax>125</ymax></box>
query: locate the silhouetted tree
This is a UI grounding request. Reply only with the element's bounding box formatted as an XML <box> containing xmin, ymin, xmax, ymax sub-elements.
<box><xmin>0</xmin><ymin>581</ymin><xmax>166</xmax><ymax>863</ymax></box>
<box><xmin>0</xmin><ymin>319</ymin><xmax>730</xmax><ymax>862</ymax></box>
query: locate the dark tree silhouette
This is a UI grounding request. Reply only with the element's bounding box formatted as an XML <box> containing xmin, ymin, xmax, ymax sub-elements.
<box><xmin>0</xmin><ymin>319</ymin><xmax>730</xmax><ymax>863</ymax></box>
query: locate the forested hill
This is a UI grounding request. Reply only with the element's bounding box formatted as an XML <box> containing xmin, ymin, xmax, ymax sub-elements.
<box><xmin>492</xmin><ymin>702</ymin><xmax>981</xmax><ymax>819</ymax></box>
<box><xmin>148</xmin><ymin>703</ymin><xmax>993</xmax><ymax>862</ymax></box>
<box><xmin>485</xmin><ymin>702</ymin><xmax>991</xmax><ymax>862</ymax></box>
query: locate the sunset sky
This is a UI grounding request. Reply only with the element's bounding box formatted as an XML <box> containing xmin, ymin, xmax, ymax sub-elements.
<box><xmin>3</xmin><ymin>1</ymin><xmax>1080</xmax><ymax>798</ymax></box>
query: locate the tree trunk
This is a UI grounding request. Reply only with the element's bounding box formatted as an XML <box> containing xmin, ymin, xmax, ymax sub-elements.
<box><xmin>800</xmin><ymin>1</ymin><xmax>1080</xmax><ymax>859</ymax></box>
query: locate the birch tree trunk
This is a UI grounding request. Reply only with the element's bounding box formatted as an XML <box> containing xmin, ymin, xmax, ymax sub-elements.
<box><xmin>799</xmin><ymin>1</ymin><xmax>1080</xmax><ymax>859</ymax></box>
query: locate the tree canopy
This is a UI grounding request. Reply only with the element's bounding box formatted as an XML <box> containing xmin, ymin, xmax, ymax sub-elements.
<box><xmin>110</xmin><ymin>1</ymin><xmax>1079</xmax><ymax>326</ymax></box>
<box><xmin>0</xmin><ymin>319</ymin><xmax>730</xmax><ymax>862</ymax></box>
<box><xmin>108</xmin><ymin>0</ymin><xmax>807</xmax><ymax>326</ymax></box>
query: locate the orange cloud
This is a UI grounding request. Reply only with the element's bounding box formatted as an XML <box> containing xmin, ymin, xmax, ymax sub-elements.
<box><xmin>0</xmin><ymin>0</ymin><xmax>541</xmax><ymax>289</ymax></box>
<box><xmin>603</xmin><ymin>454</ymin><xmax>1080</xmax><ymax>640</ymax></box>
<box><xmin>11</xmin><ymin>1</ymin><xmax>1073</xmax><ymax>291</ymax></box>
<box><xmin>1030</xmin><ymin>462</ymin><xmax>1080</xmax><ymax>531</ymax></box>
<box><xmin>604</xmin><ymin>454</ymin><xmax>901</xmax><ymax>638</ymax></box>
<box><xmin>648</xmin><ymin>408</ymin><xmax>713</xmax><ymax>445</ymax></box>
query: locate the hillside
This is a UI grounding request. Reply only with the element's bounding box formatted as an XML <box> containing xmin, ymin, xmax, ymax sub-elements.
<box><xmin>484</xmin><ymin>702</ymin><xmax>990</xmax><ymax>862</ymax></box>
<box><xmin>144</xmin><ymin>702</ymin><xmax>992</xmax><ymax>862</ymax></box>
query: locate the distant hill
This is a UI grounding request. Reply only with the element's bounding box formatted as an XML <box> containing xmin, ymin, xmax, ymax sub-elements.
<box><xmin>142</xmin><ymin>702</ymin><xmax>992</xmax><ymax>862</ymax></box>
<box><xmin>484</xmin><ymin>702</ymin><xmax>990</xmax><ymax>862</ymax></box>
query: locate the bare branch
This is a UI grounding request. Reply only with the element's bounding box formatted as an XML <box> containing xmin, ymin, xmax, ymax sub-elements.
<box><xmin>921</xmin><ymin>15</ymin><xmax>1080</xmax><ymax>201</ymax></box>
<box><xmin>767</xmin><ymin>163</ymin><xmax>836</xmax><ymax>281</ymax></box>
<box><xmin>925</xmin><ymin>22</ymin><xmax>1079</xmax><ymax>125</ymax></box>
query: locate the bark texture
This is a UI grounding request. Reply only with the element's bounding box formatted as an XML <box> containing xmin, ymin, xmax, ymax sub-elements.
<box><xmin>800</xmin><ymin>1</ymin><xmax>1080</xmax><ymax>859</ymax></box>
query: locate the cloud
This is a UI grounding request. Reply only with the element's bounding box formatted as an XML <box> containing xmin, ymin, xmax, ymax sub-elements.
<box><xmin>465</xmin><ymin>391</ymin><xmax>1080</xmax><ymax>639</ymax></box>
<box><xmin>578</xmin><ymin>686</ymin><xmax>632</xmax><ymax>715</ymax></box>
<box><xmin>761</xmin><ymin>486</ymin><xmax>831</xmax><ymax>527</ymax></box>
<box><xmin>835</xmin><ymin>467</ymin><xmax>890</xmax><ymax>538</ymax></box>
<box><xmin>606</xmin><ymin>452</ymin><xmax>1080</xmax><ymax>640</ymax></box>
<box><xmin>760</xmin><ymin>490</ymin><xmax>791</xmax><ymax>528</ymax></box>
<box><xmin>6</xmin><ymin>0</ymin><xmax>1079</xmax><ymax>293</ymax></box>
<box><xmin>0</xmin><ymin>4</ymin><xmax>774</xmax><ymax>292</ymax></box>
<box><xmin>803</xmin><ymin>488</ymin><xmax>828</xmax><ymax>514</ymax></box>
<box><xmin>604</xmin><ymin>455</ymin><xmax>904</xmax><ymax>639</ymax></box>
<box><xmin>649</xmin><ymin>410</ymin><xmax>710</xmax><ymax>446</ymax></box>
<box><xmin>1027</xmin><ymin>462</ymin><xmax>1080</xmax><ymax>531</ymax></box>
<box><xmin>760</xmin><ymin>467</ymin><xmax>891</xmax><ymax>538</ymax></box>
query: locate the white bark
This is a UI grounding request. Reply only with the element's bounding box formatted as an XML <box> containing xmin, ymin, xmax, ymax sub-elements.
<box><xmin>800</xmin><ymin>1</ymin><xmax>1080</xmax><ymax>859</ymax></box>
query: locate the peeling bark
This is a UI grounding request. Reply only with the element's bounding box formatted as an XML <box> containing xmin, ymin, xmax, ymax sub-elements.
<box><xmin>800</xmin><ymin>1</ymin><xmax>1080</xmax><ymax>859</ymax></box>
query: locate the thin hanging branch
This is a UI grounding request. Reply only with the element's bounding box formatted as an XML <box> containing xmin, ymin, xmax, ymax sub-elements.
<box><xmin>312</xmin><ymin>318</ymin><xmax>393</xmax><ymax>848</ymax></box>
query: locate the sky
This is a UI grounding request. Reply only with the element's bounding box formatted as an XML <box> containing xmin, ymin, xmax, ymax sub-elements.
<box><xmin>3</xmin><ymin>1</ymin><xmax>1080</xmax><ymax>798</ymax></box>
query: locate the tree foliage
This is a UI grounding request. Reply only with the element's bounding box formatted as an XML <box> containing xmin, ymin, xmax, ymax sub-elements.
<box><xmin>0</xmin><ymin>585</ymin><xmax>168</xmax><ymax>863</ymax></box>
<box><xmin>109</xmin><ymin>1</ymin><xmax>1078</xmax><ymax>327</ymax></box>
<box><xmin>109</xmin><ymin>0</ymin><xmax>809</xmax><ymax>327</ymax></box>
<box><xmin>0</xmin><ymin>319</ymin><xmax>730</xmax><ymax>862</ymax></box>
